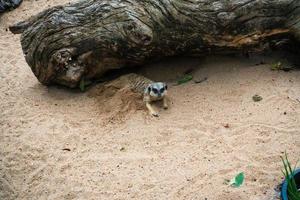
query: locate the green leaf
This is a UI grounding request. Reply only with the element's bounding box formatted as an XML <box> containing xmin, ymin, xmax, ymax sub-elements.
<box><xmin>281</xmin><ymin>152</ymin><xmax>300</xmax><ymax>200</ymax></box>
<box><xmin>79</xmin><ymin>78</ymin><xmax>85</xmax><ymax>92</ymax></box>
<box><xmin>177</xmin><ymin>75</ymin><xmax>193</xmax><ymax>85</ymax></box>
<box><xmin>270</xmin><ymin>62</ymin><xmax>282</xmax><ymax>70</ymax></box>
<box><xmin>270</xmin><ymin>62</ymin><xmax>293</xmax><ymax>72</ymax></box>
<box><xmin>229</xmin><ymin>172</ymin><xmax>245</xmax><ymax>187</ymax></box>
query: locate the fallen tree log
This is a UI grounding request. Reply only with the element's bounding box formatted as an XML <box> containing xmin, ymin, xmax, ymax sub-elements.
<box><xmin>10</xmin><ymin>0</ymin><xmax>300</xmax><ymax>88</ymax></box>
<box><xmin>0</xmin><ymin>0</ymin><xmax>22</xmax><ymax>13</ymax></box>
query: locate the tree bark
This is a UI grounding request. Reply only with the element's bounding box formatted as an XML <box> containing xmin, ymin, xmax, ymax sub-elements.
<box><xmin>10</xmin><ymin>0</ymin><xmax>300</xmax><ymax>88</ymax></box>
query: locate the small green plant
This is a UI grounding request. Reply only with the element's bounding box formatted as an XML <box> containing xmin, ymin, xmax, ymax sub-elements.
<box><xmin>270</xmin><ymin>62</ymin><xmax>293</xmax><ymax>72</ymax></box>
<box><xmin>224</xmin><ymin>172</ymin><xmax>245</xmax><ymax>188</ymax></box>
<box><xmin>281</xmin><ymin>152</ymin><xmax>300</xmax><ymax>200</ymax></box>
<box><xmin>79</xmin><ymin>78</ymin><xmax>92</xmax><ymax>92</ymax></box>
<box><xmin>79</xmin><ymin>78</ymin><xmax>86</xmax><ymax>92</ymax></box>
<box><xmin>270</xmin><ymin>62</ymin><xmax>283</xmax><ymax>71</ymax></box>
<box><xmin>177</xmin><ymin>75</ymin><xmax>193</xmax><ymax>85</ymax></box>
<box><xmin>230</xmin><ymin>172</ymin><xmax>245</xmax><ymax>187</ymax></box>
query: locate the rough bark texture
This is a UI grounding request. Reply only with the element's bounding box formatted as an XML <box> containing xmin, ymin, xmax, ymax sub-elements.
<box><xmin>10</xmin><ymin>0</ymin><xmax>300</xmax><ymax>88</ymax></box>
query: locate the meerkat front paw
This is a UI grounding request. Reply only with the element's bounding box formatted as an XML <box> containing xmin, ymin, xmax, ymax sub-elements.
<box><xmin>163</xmin><ymin>97</ymin><xmax>168</xmax><ymax>109</ymax></box>
<box><xmin>151</xmin><ymin>112</ymin><xmax>159</xmax><ymax>117</ymax></box>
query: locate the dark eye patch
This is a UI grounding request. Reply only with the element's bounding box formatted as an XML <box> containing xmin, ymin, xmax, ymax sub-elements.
<box><xmin>160</xmin><ymin>88</ymin><xmax>165</xmax><ymax>93</ymax></box>
<box><xmin>152</xmin><ymin>88</ymin><xmax>158</xmax><ymax>94</ymax></box>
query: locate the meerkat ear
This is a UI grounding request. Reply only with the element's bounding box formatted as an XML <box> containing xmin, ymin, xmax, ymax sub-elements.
<box><xmin>164</xmin><ymin>83</ymin><xmax>168</xmax><ymax>90</ymax></box>
<box><xmin>147</xmin><ymin>85</ymin><xmax>151</xmax><ymax>93</ymax></box>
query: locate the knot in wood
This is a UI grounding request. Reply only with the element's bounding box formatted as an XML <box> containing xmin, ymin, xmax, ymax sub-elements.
<box><xmin>124</xmin><ymin>20</ymin><xmax>153</xmax><ymax>46</ymax></box>
<box><xmin>52</xmin><ymin>48</ymin><xmax>75</xmax><ymax>65</ymax></box>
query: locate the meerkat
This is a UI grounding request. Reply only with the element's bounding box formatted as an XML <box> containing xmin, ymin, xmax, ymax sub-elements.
<box><xmin>143</xmin><ymin>82</ymin><xmax>168</xmax><ymax>117</ymax></box>
<box><xmin>105</xmin><ymin>73</ymin><xmax>169</xmax><ymax>117</ymax></box>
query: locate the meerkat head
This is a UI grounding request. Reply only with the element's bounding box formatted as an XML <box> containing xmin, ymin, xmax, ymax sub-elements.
<box><xmin>147</xmin><ymin>82</ymin><xmax>168</xmax><ymax>98</ymax></box>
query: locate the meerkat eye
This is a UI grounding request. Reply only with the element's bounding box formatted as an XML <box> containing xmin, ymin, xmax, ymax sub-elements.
<box><xmin>152</xmin><ymin>88</ymin><xmax>158</xmax><ymax>94</ymax></box>
<box><xmin>160</xmin><ymin>88</ymin><xmax>165</xmax><ymax>93</ymax></box>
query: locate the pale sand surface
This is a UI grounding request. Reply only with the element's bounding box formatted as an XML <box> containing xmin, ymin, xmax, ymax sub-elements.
<box><xmin>1</xmin><ymin>1</ymin><xmax>300</xmax><ymax>200</ymax></box>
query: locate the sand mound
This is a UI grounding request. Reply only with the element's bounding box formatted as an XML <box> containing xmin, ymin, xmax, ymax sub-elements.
<box><xmin>88</xmin><ymin>81</ymin><xmax>145</xmax><ymax>125</ymax></box>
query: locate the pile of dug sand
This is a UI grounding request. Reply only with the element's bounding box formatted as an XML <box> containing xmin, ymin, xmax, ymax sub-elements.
<box><xmin>87</xmin><ymin>76</ymin><xmax>146</xmax><ymax>125</ymax></box>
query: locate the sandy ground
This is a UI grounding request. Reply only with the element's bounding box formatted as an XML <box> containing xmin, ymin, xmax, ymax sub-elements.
<box><xmin>1</xmin><ymin>1</ymin><xmax>300</xmax><ymax>200</ymax></box>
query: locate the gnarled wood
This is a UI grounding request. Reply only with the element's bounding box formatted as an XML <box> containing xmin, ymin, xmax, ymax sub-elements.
<box><xmin>10</xmin><ymin>0</ymin><xmax>300</xmax><ymax>88</ymax></box>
